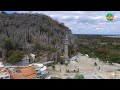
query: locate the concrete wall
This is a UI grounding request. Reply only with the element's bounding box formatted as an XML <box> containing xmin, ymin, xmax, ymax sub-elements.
<box><xmin>15</xmin><ymin>59</ymin><xmax>29</xmax><ymax>66</ymax></box>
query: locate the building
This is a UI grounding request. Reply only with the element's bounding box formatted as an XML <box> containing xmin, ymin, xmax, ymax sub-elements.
<box><xmin>43</xmin><ymin>61</ymin><xmax>55</xmax><ymax>66</ymax></box>
<box><xmin>10</xmin><ymin>67</ymin><xmax>37</xmax><ymax>79</ymax></box>
<box><xmin>29</xmin><ymin>63</ymin><xmax>48</xmax><ymax>79</ymax></box>
<box><xmin>0</xmin><ymin>62</ymin><xmax>4</xmax><ymax>68</ymax></box>
<box><xmin>0</xmin><ymin>68</ymin><xmax>10</xmax><ymax>79</ymax></box>
<box><xmin>15</xmin><ymin>55</ymin><xmax>30</xmax><ymax>66</ymax></box>
<box><xmin>15</xmin><ymin>53</ymin><xmax>37</xmax><ymax>66</ymax></box>
<box><xmin>10</xmin><ymin>73</ymin><xmax>26</xmax><ymax>79</ymax></box>
<box><xmin>10</xmin><ymin>63</ymin><xmax>48</xmax><ymax>79</ymax></box>
<box><xmin>30</xmin><ymin>54</ymin><xmax>36</xmax><ymax>60</ymax></box>
<box><xmin>0</xmin><ymin>61</ymin><xmax>48</xmax><ymax>79</ymax></box>
<box><xmin>19</xmin><ymin>67</ymin><xmax>37</xmax><ymax>79</ymax></box>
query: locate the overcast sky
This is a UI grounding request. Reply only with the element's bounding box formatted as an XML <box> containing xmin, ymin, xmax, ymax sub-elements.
<box><xmin>5</xmin><ymin>11</ymin><xmax>120</xmax><ymax>34</ymax></box>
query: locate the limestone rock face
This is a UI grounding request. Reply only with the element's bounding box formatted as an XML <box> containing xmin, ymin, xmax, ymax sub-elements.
<box><xmin>0</xmin><ymin>13</ymin><xmax>78</xmax><ymax>63</ymax></box>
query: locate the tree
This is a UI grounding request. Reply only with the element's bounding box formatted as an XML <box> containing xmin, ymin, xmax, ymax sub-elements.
<box><xmin>68</xmin><ymin>45</ymin><xmax>75</xmax><ymax>58</ymax></box>
<box><xmin>47</xmin><ymin>46</ymin><xmax>58</xmax><ymax>53</ymax></box>
<box><xmin>40</xmin><ymin>24</ymin><xmax>49</xmax><ymax>33</ymax></box>
<box><xmin>7</xmin><ymin>50</ymin><xmax>14</xmax><ymax>58</ymax></box>
<box><xmin>0</xmin><ymin>40</ymin><xmax>13</xmax><ymax>62</ymax></box>
<box><xmin>57</xmin><ymin>56</ymin><xmax>65</xmax><ymax>64</ymax></box>
<box><xmin>3</xmin><ymin>39</ymin><xmax>13</xmax><ymax>51</ymax></box>
<box><xmin>75</xmin><ymin>74</ymin><xmax>84</xmax><ymax>79</ymax></box>
<box><xmin>7</xmin><ymin>50</ymin><xmax>24</xmax><ymax>64</ymax></box>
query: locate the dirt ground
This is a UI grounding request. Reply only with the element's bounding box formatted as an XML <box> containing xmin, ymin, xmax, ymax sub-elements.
<box><xmin>48</xmin><ymin>53</ymin><xmax>120</xmax><ymax>79</ymax></box>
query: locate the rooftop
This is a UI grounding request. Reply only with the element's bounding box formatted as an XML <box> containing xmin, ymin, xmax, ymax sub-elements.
<box><xmin>11</xmin><ymin>73</ymin><xmax>26</xmax><ymax>79</ymax></box>
<box><xmin>1</xmin><ymin>63</ymin><xmax>48</xmax><ymax>79</ymax></box>
<box><xmin>0</xmin><ymin>68</ymin><xmax>10</xmax><ymax>78</ymax></box>
<box><xmin>20</xmin><ymin>67</ymin><xmax>36</xmax><ymax>77</ymax></box>
<box><xmin>10</xmin><ymin>67</ymin><xmax>37</xmax><ymax>79</ymax></box>
<box><xmin>29</xmin><ymin>63</ymin><xmax>44</xmax><ymax>68</ymax></box>
<box><xmin>0</xmin><ymin>69</ymin><xmax>9</xmax><ymax>74</ymax></box>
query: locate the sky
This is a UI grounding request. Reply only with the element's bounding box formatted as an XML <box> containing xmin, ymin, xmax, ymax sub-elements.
<box><xmin>4</xmin><ymin>11</ymin><xmax>120</xmax><ymax>35</ymax></box>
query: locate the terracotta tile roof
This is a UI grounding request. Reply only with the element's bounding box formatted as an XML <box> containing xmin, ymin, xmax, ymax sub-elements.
<box><xmin>25</xmin><ymin>74</ymin><xmax>36</xmax><ymax>79</ymax></box>
<box><xmin>11</xmin><ymin>73</ymin><xmax>26</xmax><ymax>79</ymax></box>
<box><xmin>10</xmin><ymin>66</ymin><xmax>37</xmax><ymax>79</ymax></box>
<box><xmin>20</xmin><ymin>67</ymin><xmax>37</xmax><ymax>79</ymax></box>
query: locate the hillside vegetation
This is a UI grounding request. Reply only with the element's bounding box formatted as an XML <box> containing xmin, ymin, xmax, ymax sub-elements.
<box><xmin>0</xmin><ymin>13</ymin><xmax>77</xmax><ymax>64</ymax></box>
<box><xmin>76</xmin><ymin>35</ymin><xmax>120</xmax><ymax>64</ymax></box>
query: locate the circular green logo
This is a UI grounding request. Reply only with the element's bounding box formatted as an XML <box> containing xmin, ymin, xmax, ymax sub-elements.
<box><xmin>106</xmin><ymin>13</ymin><xmax>114</xmax><ymax>21</ymax></box>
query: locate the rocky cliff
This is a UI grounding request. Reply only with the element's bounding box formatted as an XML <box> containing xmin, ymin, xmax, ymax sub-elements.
<box><xmin>0</xmin><ymin>13</ymin><xmax>78</xmax><ymax>63</ymax></box>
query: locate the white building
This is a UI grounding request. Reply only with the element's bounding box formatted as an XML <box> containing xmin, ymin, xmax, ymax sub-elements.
<box><xmin>29</xmin><ymin>63</ymin><xmax>48</xmax><ymax>79</ymax></box>
<box><xmin>0</xmin><ymin>62</ymin><xmax>4</xmax><ymax>68</ymax></box>
<box><xmin>30</xmin><ymin>54</ymin><xmax>35</xmax><ymax>59</ymax></box>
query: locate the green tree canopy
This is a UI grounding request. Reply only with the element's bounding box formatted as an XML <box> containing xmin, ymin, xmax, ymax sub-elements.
<box><xmin>7</xmin><ymin>50</ymin><xmax>24</xmax><ymax>64</ymax></box>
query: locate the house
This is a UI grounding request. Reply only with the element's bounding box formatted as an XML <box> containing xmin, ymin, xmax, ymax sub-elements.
<box><xmin>19</xmin><ymin>67</ymin><xmax>37</xmax><ymax>79</ymax></box>
<box><xmin>0</xmin><ymin>68</ymin><xmax>10</xmax><ymax>79</ymax></box>
<box><xmin>29</xmin><ymin>63</ymin><xmax>44</xmax><ymax>68</ymax></box>
<box><xmin>30</xmin><ymin>54</ymin><xmax>36</xmax><ymax>60</ymax></box>
<box><xmin>5</xmin><ymin>63</ymin><xmax>48</xmax><ymax>79</ymax></box>
<box><xmin>43</xmin><ymin>61</ymin><xmax>55</xmax><ymax>66</ymax></box>
<box><xmin>29</xmin><ymin>63</ymin><xmax>48</xmax><ymax>79</ymax></box>
<box><xmin>0</xmin><ymin>62</ymin><xmax>4</xmax><ymax>68</ymax></box>
<box><xmin>30</xmin><ymin>54</ymin><xmax>36</xmax><ymax>63</ymax></box>
<box><xmin>10</xmin><ymin>67</ymin><xmax>37</xmax><ymax>79</ymax></box>
<box><xmin>10</xmin><ymin>73</ymin><xmax>26</xmax><ymax>79</ymax></box>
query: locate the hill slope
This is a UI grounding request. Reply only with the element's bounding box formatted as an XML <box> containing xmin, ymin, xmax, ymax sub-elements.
<box><xmin>0</xmin><ymin>13</ymin><xmax>77</xmax><ymax>64</ymax></box>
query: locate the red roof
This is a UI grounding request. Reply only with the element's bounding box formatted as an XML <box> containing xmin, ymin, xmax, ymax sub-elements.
<box><xmin>10</xmin><ymin>67</ymin><xmax>37</xmax><ymax>79</ymax></box>
<box><xmin>20</xmin><ymin>67</ymin><xmax>37</xmax><ymax>79</ymax></box>
<box><xmin>11</xmin><ymin>73</ymin><xmax>26</xmax><ymax>79</ymax></box>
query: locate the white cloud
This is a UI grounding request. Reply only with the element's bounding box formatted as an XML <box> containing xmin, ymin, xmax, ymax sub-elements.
<box><xmin>90</xmin><ymin>16</ymin><xmax>104</xmax><ymax>20</ymax></box>
<box><xmin>96</xmin><ymin>28</ymin><xmax>100</xmax><ymax>30</ymax></box>
<box><xmin>15</xmin><ymin>11</ymin><xmax>120</xmax><ymax>34</ymax></box>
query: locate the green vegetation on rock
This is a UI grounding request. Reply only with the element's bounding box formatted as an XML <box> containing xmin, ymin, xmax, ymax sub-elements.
<box><xmin>47</xmin><ymin>46</ymin><xmax>58</xmax><ymax>53</ymax></box>
<box><xmin>75</xmin><ymin>74</ymin><xmax>84</xmax><ymax>79</ymax></box>
<box><xmin>57</xmin><ymin>56</ymin><xmax>65</xmax><ymax>64</ymax></box>
<box><xmin>0</xmin><ymin>13</ymin><xmax>77</xmax><ymax>64</ymax></box>
<box><xmin>7</xmin><ymin>50</ymin><xmax>24</xmax><ymax>64</ymax></box>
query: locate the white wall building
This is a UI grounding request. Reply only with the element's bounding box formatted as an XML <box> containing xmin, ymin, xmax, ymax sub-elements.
<box><xmin>0</xmin><ymin>62</ymin><xmax>4</xmax><ymax>68</ymax></box>
<box><xmin>29</xmin><ymin>63</ymin><xmax>48</xmax><ymax>79</ymax></box>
